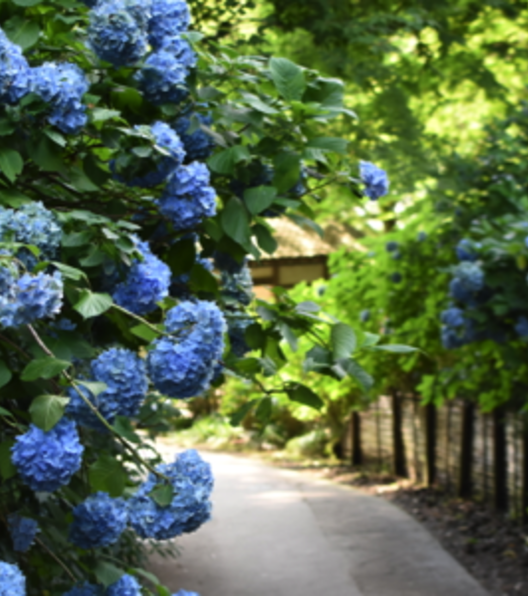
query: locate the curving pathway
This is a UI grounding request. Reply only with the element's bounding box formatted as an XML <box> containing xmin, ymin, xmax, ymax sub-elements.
<box><xmin>148</xmin><ymin>450</ymin><xmax>489</xmax><ymax>596</ymax></box>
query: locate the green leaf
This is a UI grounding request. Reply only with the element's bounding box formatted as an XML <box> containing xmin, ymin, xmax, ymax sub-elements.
<box><xmin>331</xmin><ymin>323</ymin><xmax>357</xmax><ymax>360</ymax></box>
<box><xmin>339</xmin><ymin>358</ymin><xmax>374</xmax><ymax>392</ymax></box>
<box><xmin>131</xmin><ymin>324</ymin><xmax>161</xmax><ymax>342</ymax></box>
<box><xmin>361</xmin><ymin>332</ymin><xmax>380</xmax><ymax>348</ymax></box>
<box><xmin>255</xmin><ymin>397</ymin><xmax>272</xmax><ymax>423</ymax></box>
<box><xmin>307</xmin><ymin>137</ymin><xmax>348</xmax><ymax>155</ymax></box>
<box><xmin>244</xmin><ymin>186</ymin><xmax>277</xmax><ymax>215</ymax></box>
<box><xmin>51</xmin><ymin>261</ymin><xmax>87</xmax><ymax>281</ymax></box>
<box><xmin>190</xmin><ymin>262</ymin><xmax>219</xmax><ymax>294</ymax></box>
<box><xmin>269</xmin><ymin>57</ymin><xmax>306</xmax><ymax>101</ymax></box>
<box><xmin>0</xmin><ymin>440</ymin><xmax>16</xmax><ymax>480</ymax></box>
<box><xmin>207</xmin><ymin>146</ymin><xmax>250</xmax><ymax>175</ymax></box>
<box><xmin>273</xmin><ymin>151</ymin><xmax>301</xmax><ymax>193</ymax></box>
<box><xmin>44</xmin><ymin>129</ymin><xmax>67</xmax><ymax>147</ymax></box>
<box><xmin>4</xmin><ymin>18</ymin><xmax>40</xmax><ymax>50</ymax></box>
<box><xmin>76</xmin><ymin>380</ymin><xmax>108</xmax><ymax>397</ymax></box>
<box><xmin>0</xmin><ymin>360</ymin><xmax>12</xmax><ymax>389</ymax></box>
<box><xmin>295</xmin><ymin>301</ymin><xmax>321</xmax><ymax>314</ymax></box>
<box><xmin>21</xmin><ymin>358</ymin><xmax>70</xmax><ymax>381</ymax></box>
<box><xmin>166</xmin><ymin>238</ymin><xmax>196</xmax><ymax>276</ymax></box>
<box><xmin>254</xmin><ymin>224</ymin><xmax>278</xmax><ymax>254</ymax></box>
<box><xmin>278</xmin><ymin>322</ymin><xmax>298</xmax><ymax>351</ymax></box>
<box><xmin>28</xmin><ymin>137</ymin><xmax>65</xmax><ymax>173</ymax></box>
<box><xmin>91</xmin><ymin>108</ymin><xmax>122</xmax><ymax>122</ymax></box>
<box><xmin>244</xmin><ymin>323</ymin><xmax>265</xmax><ymax>350</ymax></box>
<box><xmin>149</xmin><ymin>484</ymin><xmax>174</xmax><ymax>506</ymax></box>
<box><xmin>229</xmin><ymin>399</ymin><xmax>258</xmax><ymax>426</ymax></box>
<box><xmin>0</xmin><ymin>119</ymin><xmax>15</xmax><ymax>136</ymax></box>
<box><xmin>0</xmin><ymin>149</ymin><xmax>23</xmax><ymax>183</ymax></box>
<box><xmin>29</xmin><ymin>395</ymin><xmax>69</xmax><ymax>432</ymax></box>
<box><xmin>94</xmin><ymin>562</ymin><xmax>125</xmax><ymax>588</ymax></box>
<box><xmin>89</xmin><ymin>454</ymin><xmax>126</xmax><ymax>497</ymax></box>
<box><xmin>370</xmin><ymin>344</ymin><xmax>418</xmax><ymax>354</ymax></box>
<box><xmin>241</xmin><ymin>93</ymin><xmax>279</xmax><ymax>114</ymax></box>
<box><xmin>12</xmin><ymin>0</ymin><xmax>41</xmax><ymax>6</ymax></box>
<box><xmin>0</xmin><ymin>406</ymin><xmax>12</xmax><ymax>417</ymax></box>
<box><xmin>62</xmin><ymin>231</ymin><xmax>92</xmax><ymax>248</ymax></box>
<box><xmin>288</xmin><ymin>384</ymin><xmax>324</xmax><ymax>410</ymax></box>
<box><xmin>73</xmin><ymin>291</ymin><xmax>113</xmax><ymax>319</ymax></box>
<box><xmin>113</xmin><ymin>416</ymin><xmax>141</xmax><ymax>443</ymax></box>
<box><xmin>221</xmin><ymin>197</ymin><xmax>250</xmax><ymax>245</ymax></box>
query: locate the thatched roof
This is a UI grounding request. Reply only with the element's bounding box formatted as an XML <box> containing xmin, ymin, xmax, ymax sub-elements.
<box><xmin>264</xmin><ymin>217</ymin><xmax>364</xmax><ymax>259</ymax></box>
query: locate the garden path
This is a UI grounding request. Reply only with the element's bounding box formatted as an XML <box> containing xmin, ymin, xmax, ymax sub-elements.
<box><xmin>148</xmin><ymin>448</ymin><xmax>489</xmax><ymax>596</ymax></box>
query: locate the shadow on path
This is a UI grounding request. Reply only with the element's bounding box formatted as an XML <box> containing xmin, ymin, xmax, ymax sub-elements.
<box><xmin>149</xmin><ymin>451</ymin><xmax>489</xmax><ymax>596</ymax></box>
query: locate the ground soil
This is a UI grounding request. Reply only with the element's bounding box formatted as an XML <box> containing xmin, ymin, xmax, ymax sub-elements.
<box><xmin>272</xmin><ymin>462</ymin><xmax>528</xmax><ymax>596</ymax></box>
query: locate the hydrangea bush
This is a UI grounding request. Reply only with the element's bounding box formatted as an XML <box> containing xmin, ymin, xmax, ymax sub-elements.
<box><xmin>0</xmin><ymin>0</ymin><xmax>391</xmax><ymax>593</ymax></box>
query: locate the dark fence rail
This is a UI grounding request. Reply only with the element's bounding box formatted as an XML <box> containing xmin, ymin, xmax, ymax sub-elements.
<box><xmin>342</xmin><ymin>396</ymin><xmax>528</xmax><ymax>520</ymax></box>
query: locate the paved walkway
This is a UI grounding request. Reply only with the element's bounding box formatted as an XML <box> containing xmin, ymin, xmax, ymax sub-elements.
<box><xmin>149</xmin><ymin>450</ymin><xmax>489</xmax><ymax>596</ymax></box>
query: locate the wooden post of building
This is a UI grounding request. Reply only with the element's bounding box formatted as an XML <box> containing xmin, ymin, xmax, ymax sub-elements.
<box><xmin>392</xmin><ymin>392</ymin><xmax>407</xmax><ymax>477</ymax></box>
<box><xmin>351</xmin><ymin>411</ymin><xmax>362</xmax><ymax>465</ymax></box>
<box><xmin>425</xmin><ymin>403</ymin><xmax>436</xmax><ymax>486</ymax></box>
<box><xmin>458</xmin><ymin>401</ymin><xmax>474</xmax><ymax>498</ymax></box>
<box><xmin>493</xmin><ymin>407</ymin><xmax>508</xmax><ymax>511</ymax></box>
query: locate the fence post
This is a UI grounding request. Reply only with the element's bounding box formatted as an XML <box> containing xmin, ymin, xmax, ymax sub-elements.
<box><xmin>493</xmin><ymin>407</ymin><xmax>508</xmax><ymax>511</ymax></box>
<box><xmin>458</xmin><ymin>401</ymin><xmax>474</xmax><ymax>498</ymax></box>
<box><xmin>351</xmin><ymin>411</ymin><xmax>362</xmax><ymax>465</ymax></box>
<box><xmin>425</xmin><ymin>403</ymin><xmax>436</xmax><ymax>486</ymax></box>
<box><xmin>392</xmin><ymin>392</ymin><xmax>407</xmax><ymax>476</ymax></box>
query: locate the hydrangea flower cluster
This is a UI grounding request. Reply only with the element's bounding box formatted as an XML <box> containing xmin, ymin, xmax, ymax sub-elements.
<box><xmin>515</xmin><ymin>316</ymin><xmax>528</xmax><ymax>338</ymax></box>
<box><xmin>67</xmin><ymin>348</ymin><xmax>148</xmax><ymax>429</ymax></box>
<box><xmin>88</xmin><ymin>0</ymin><xmax>149</xmax><ymax>67</ymax></box>
<box><xmin>359</xmin><ymin>161</ymin><xmax>389</xmax><ymax>200</ymax></box>
<box><xmin>0</xmin><ymin>269</ymin><xmax>63</xmax><ymax>329</ymax></box>
<box><xmin>158</xmin><ymin>162</ymin><xmax>217</xmax><ymax>231</ymax></box>
<box><xmin>227</xmin><ymin>312</ymin><xmax>253</xmax><ymax>357</ymax></box>
<box><xmin>385</xmin><ymin>241</ymin><xmax>398</xmax><ymax>252</ymax></box>
<box><xmin>128</xmin><ymin>449</ymin><xmax>213</xmax><ymax>540</ymax></box>
<box><xmin>115</xmin><ymin>122</ymin><xmax>186</xmax><ymax>188</ymax></box>
<box><xmin>360</xmin><ymin>309</ymin><xmax>370</xmax><ymax>322</ymax></box>
<box><xmin>148</xmin><ymin>0</ymin><xmax>191</xmax><ymax>49</ymax></box>
<box><xmin>456</xmin><ymin>238</ymin><xmax>480</xmax><ymax>262</ymax></box>
<box><xmin>174</xmin><ymin>591</ymin><xmax>200</xmax><ymax>596</ymax></box>
<box><xmin>107</xmin><ymin>574</ymin><xmax>142</xmax><ymax>596</ymax></box>
<box><xmin>174</xmin><ymin>113</ymin><xmax>215</xmax><ymax>162</ymax></box>
<box><xmin>0</xmin><ymin>562</ymin><xmax>25</xmax><ymax>596</ymax></box>
<box><xmin>11</xmin><ymin>418</ymin><xmax>84</xmax><ymax>492</ymax></box>
<box><xmin>0</xmin><ymin>202</ymin><xmax>62</xmax><ymax>266</ymax></box>
<box><xmin>69</xmin><ymin>492</ymin><xmax>128</xmax><ymax>549</ymax></box>
<box><xmin>0</xmin><ymin>30</ymin><xmax>31</xmax><ymax>104</ymax></box>
<box><xmin>448</xmin><ymin>262</ymin><xmax>484</xmax><ymax>305</ymax></box>
<box><xmin>63</xmin><ymin>582</ymin><xmax>102</xmax><ymax>596</ymax></box>
<box><xmin>112</xmin><ymin>239</ymin><xmax>171</xmax><ymax>315</ymax></box>
<box><xmin>8</xmin><ymin>514</ymin><xmax>39</xmax><ymax>552</ymax></box>
<box><xmin>221</xmin><ymin>263</ymin><xmax>254</xmax><ymax>306</ymax></box>
<box><xmin>171</xmin><ymin>255</ymin><xmax>213</xmax><ymax>298</ymax></box>
<box><xmin>148</xmin><ymin>300</ymin><xmax>226</xmax><ymax>398</ymax></box>
<box><xmin>30</xmin><ymin>62</ymin><xmax>89</xmax><ymax>134</ymax></box>
<box><xmin>136</xmin><ymin>47</ymin><xmax>189</xmax><ymax>106</ymax></box>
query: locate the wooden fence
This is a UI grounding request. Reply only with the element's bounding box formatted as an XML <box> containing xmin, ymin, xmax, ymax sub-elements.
<box><xmin>342</xmin><ymin>395</ymin><xmax>528</xmax><ymax>519</ymax></box>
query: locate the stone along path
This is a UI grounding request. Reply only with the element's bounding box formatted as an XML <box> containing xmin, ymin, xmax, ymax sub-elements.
<box><xmin>149</xmin><ymin>450</ymin><xmax>489</xmax><ymax>596</ymax></box>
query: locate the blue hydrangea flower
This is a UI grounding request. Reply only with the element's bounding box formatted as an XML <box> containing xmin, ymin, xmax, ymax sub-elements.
<box><xmin>30</xmin><ymin>62</ymin><xmax>89</xmax><ymax>134</ymax></box>
<box><xmin>0</xmin><ymin>29</ymin><xmax>31</xmax><ymax>104</ymax></box>
<box><xmin>227</xmin><ymin>313</ymin><xmax>252</xmax><ymax>357</ymax></box>
<box><xmin>441</xmin><ymin>325</ymin><xmax>465</xmax><ymax>350</ymax></box>
<box><xmin>0</xmin><ymin>202</ymin><xmax>62</xmax><ymax>266</ymax></box>
<box><xmin>515</xmin><ymin>316</ymin><xmax>528</xmax><ymax>339</ymax></box>
<box><xmin>0</xmin><ymin>270</ymin><xmax>63</xmax><ymax>329</ymax></box>
<box><xmin>158</xmin><ymin>162</ymin><xmax>217</xmax><ymax>231</ymax></box>
<box><xmin>213</xmin><ymin>251</ymin><xmax>245</xmax><ymax>275</ymax></box>
<box><xmin>114</xmin><ymin>121</ymin><xmax>186</xmax><ymax>188</ymax></box>
<box><xmin>449</xmin><ymin>262</ymin><xmax>484</xmax><ymax>304</ymax></box>
<box><xmin>456</xmin><ymin>239</ymin><xmax>479</xmax><ymax>262</ymax></box>
<box><xmin>11</xmin><ymin>418</ymin><xmax>84</xmax><ymax>492</ymax></box>
<box><xmin>69</xmin><ymin>492</ymin><xmax>128</xmax><ymax>549</ymax></box>
<box><xmin>7</xmin><ymin>514</ymin><xmax>39</xmax><ymax>552</ymax></box>
<box><xmin>136</xmin><ymin>47</ymin><xmax>189</xmax><ymax>105</ymax></box>
<box><xmin>67</xmin><ymin>348</ymin><xmax>148</xmax><ymax>430</ymax></box>
<box><xmin>173</xmin><ymin>591</ymin><xmax>200</xmax><ymax>596</ymax></box>
<box><xmin>440</xmin><ymin>307</ymin><xmax>465</xmax><ymax>328</ymax></box>
<box><xmin>221</xmin><ymin>263</ymin><xmax>253</xmax><ymax>306</ymax></box>
<box><xmin>173</xmin><ymin>112</ymin><xmax>215</xmax><ymax>162</ymax></box>
<box><xmin>113</xmin><ymin>239</ymin><xmax>171</xmax><ymax>315</ymax></box>
<box><xmin>359</xmin><ymin>161</ymin><xmax>389</xmax><ymax>200</ymax></box>
<box><xmin>385</xmin><ymin>241</ymin><xmax>398</xmax><ymax>252</ymax></box>
<box><xmin>417</xmin><ymin>231</ymin><xmax>427</xmax><ymax>242</ymax></box>
<box><xmin>0</xmin><ymin>562</ymin><xmax>25</xmax><ymax>596</ymax></box>
<box><xmin>148</xmin><ymin>300</ymin><xmax>226</xmax><ymax>398</ymax></box>
<box><xmin>107</xmin><ymin>575</ymin><xmax>142</xmax><ymax>596</ymax></box>
<box><xmin>128</xmin><ymin>450</ymin><xmax>213</xmax><ymax>540</ymax></box>
<box><xmin>360</xmin><ymin>309</ymin><xmax>370</xmax><ymax>322</ymax></box>
<box><xmin>88</xmin><ymin>0</ymin><xmax>148</xmax><ymax>67</ymax></box>
<box><xmin>63</xmin><ymin>582</ymin><xmax>102</xmax><ymax>596</ymax></box>
<box><xmin>390</xmin><ymin>272</ymin><xmax>402</xmax><ymax>284</ymax></box>
<box><xmin>148</xmin><ymin>0</ymin><xmax>191</xmax><ymax>49</ymax></box>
